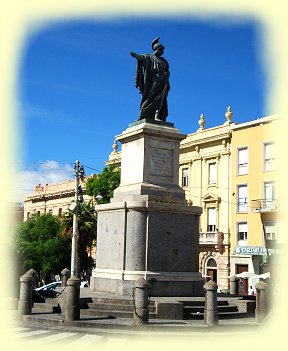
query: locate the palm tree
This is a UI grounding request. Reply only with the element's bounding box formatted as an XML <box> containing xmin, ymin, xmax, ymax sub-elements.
<box><xmin>61</xmin><ymin>201</ymin><xmax>97</xmax><ymax>280</ymax></box>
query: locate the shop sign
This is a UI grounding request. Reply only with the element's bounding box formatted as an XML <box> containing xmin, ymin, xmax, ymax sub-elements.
<box><xmin>234</xmin><ymin>246</ymin><xmax>278</xmax><ymax>255</ymax></box>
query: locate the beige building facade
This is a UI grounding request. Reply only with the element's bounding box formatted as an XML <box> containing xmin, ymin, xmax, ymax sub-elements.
<box><xmin>179</xmin><ymin>109</ymin><xmax>234</xmax><ymax>290</ymax></box>
<box><xmin>23</xmin><ymin>179</ymin><xmax>92</xmax><ymax>221</ymax></box>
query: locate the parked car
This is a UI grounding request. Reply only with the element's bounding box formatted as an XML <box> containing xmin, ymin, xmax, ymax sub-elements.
<box><xmin>33</xmin><ymin>281</ymin><xmax>61</xmax><ymax>302</ymax></box>
<box><xmin>33</xmin><ymin>280</ymin><xmax>89</xmax><ymax>302</ymax></box>
<box><xmin>35</xmin><ymin>281</ymin><xmax>61</xmax><ymax>292</ymax></box>
<box><xmin>80</xmin><ymin>280</ymin><xmax>89</xmax><ymax>288</ymax></box>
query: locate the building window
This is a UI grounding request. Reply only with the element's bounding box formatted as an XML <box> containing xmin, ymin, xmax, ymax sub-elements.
<box><xmin>237</xmin><ymin>184</ymin><xmax>248</xmax><ymax>212</ymax></box>
<box><xmin>208</xmin><ymin>162</ymin><xmax>217</xmax><ymax>184</ymax></box>
<box><xmin>27</xmin><ymin>212</ymin><xmax>30</xmax><ymax>220</ymax></box>
<box><xmin>182</xmin><ymin>168</ymin><xmax>189</xmax><ymax>188</ymax></box>
<box><xmin>264</xmin><ymin>220</ymin><xmax>277</xmax><ymax>241</ymax></box>
<box><xmin>58</xmin><ymin>208</ymin><xmax>62</xmax><ymax>217</ymax></box>
<box><xmin>206</xmin><ymin>257</ymin><xmax>217</xmax><ymax>283</ymax></box>
<box><xmin>237</xmin><ymin>222</ymin><xmax>248</xmax><ymax>245</ymax></box>
<box><xmin>207</xmin><ymin>207</ymin><xmax>216</xmax><ymax>232</ymax></box>
<box><xmin>237</xmin><ymin>147</ymin><xmax>248</xmax><ymax>175</ymax></box>
<box><xmin>263</xmin><ymin>142</ymin><xmax>275</xmax><ymax>171</ymax></box>
<box><xmin>207</xmin><ymin>258</ymin><xmax>217</xmax><ymax>267</ymax></box>
<box><xmin>263</xmin><ymin>181</ymin><xmax>275</xmax><ymax>210</ymax></box>
<box><xmin>37</xmin><ymin>211</ymin><xmax>40</xmax><ymax>217</ymax></box>
<box><xmin>48</xmin><ymin>209</ymin><xmax>53</xmax><ymax>214</ymax></box>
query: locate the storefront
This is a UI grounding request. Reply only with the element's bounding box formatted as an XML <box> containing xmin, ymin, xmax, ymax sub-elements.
<box><xmin>231</xmin><ymin>245</ymin><xmax>277</xmax><ymax>294</ymax></box>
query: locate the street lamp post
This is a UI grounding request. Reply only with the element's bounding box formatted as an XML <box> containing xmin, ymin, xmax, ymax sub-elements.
<box><xmin>71</xmin><ymin>160</ymin><xmax>80</xmax><ymax>277</ymax></box>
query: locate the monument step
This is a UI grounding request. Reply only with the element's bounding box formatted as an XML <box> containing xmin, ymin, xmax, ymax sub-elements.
<box><xmin>80</xmin><ymin>309</ymin><xmax>157</xmax><ymax>319</ymax></box>
<box><xmin>184</xmin><ymin>305</ymin><xmax>239</xmax><ymax>315</ymax></box>
<box><xmin>185</xmin><ymin>311</ymin><xmax>249</xmax><ymax>320</ymax></box>
<box><xmin>22</xmin><ymin>314</ymin><xmax>132</xmax><ymax>330</ymax></box>
<box><xmin>32</xmin><ymin>302</ymin><xmax>60</xmax><ymax>313</ymax></box>
<box><xmin>91</xmin><ymin>296</ymin><xmax>155</xmax><ymax>306</ymax></box>
<box><xmin>179</xmin><ymin>300</ymin><xmax>229</xmax><ymax>307</ymax></box>
<box><xmin>87</xmin><ymin>302</ymin><xmax>156</xmax><ymax>313</ymax></box>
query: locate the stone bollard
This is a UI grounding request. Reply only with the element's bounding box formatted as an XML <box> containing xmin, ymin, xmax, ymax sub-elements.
<box><xmin>204</xmin><ymin>280</ymin><xmax>218</xmax><ymax>326</ymax></box>
<box><xmin>132</xmin><ymin>278</ymin><xmax>151</xmax><ymax>327</ymax></box>
<box><xmin>255</xmin><ymin>280</ymin><xmax>270</xmax><ymax>323</ymax></box>
<box><xmin>61</xmin><ymin>268</ymin><xmax>71</xmax><ymax>287</ymax></box>
<box><xmin>229</xmin><ymin>275</ymin><xmax>238</xmax><ymax>295</ymax></box>
<box><xmin>18</xmin><ymin>269</ymin><xmax>37</xmax><ymax>316</ymax></box>
<box><xmin>65</xmin><ymin>275</ymin><xmax>81</xmax><ymax>321</ymax></box>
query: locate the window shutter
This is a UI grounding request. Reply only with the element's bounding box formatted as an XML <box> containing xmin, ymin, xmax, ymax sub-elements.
<box><xmin>265</xmin><ymin>143</ymin><xmax>274</xmax><ymax>160</ymax></box>
<box><xmin>238</xmin><ymin>148</ymin><xmax>248</xmax><ymax>165</ymax></box>
<box><xmin>208</xmin><ymin>208</ymin><xmax>216</xmax><ymax>225</ymax></box>
<box><xmin>238</xmin><ymin>185</ymin><xmax>247</xmax><ymax>198</ymax></box>
<box><xmin>238</xmin><ymin>222</ymin><xmax>247</xmax><ymax>233</ymax></box>
<box><xmin>209</xmin><ymin>163</ymin><xmax>216</xmax><ymax>183</ymax></box>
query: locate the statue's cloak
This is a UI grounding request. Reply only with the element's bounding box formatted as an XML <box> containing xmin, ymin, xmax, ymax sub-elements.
<box><xmin>135</xmin><ymin>54</ymin><xmax>169</xmax><ymax>121</ymax></box>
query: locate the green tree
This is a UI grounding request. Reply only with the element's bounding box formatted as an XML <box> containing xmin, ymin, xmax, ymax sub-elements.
<box><xmin>15</xmin><ymin>213</ymin><xmax>71</xmax><ymax>283</ymax></box>
<box><xmin>86</xmin><ymin>165</ymin><xmax>120</xmax><ymax>204</ymax></box>
<box><xmin>61</xmin><ymin>201</ymin><xmax>97</xmax><ymax>279</ymax></box>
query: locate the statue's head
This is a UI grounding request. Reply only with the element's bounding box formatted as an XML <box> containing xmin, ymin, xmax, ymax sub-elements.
<box><xmin>152</xmin><ymin>37</ymin><xmax>165</xmax><ymax>57</ymax></box>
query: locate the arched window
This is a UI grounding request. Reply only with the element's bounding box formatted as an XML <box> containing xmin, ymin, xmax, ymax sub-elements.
<box><xmin>206</xmin><ymin>257</ymin><xmax>217</xmax><ymax>283</ymax></box>
<box><xmin>207</xmin><ymin>258</ymin><xmax>217</xmax><ymax>268</ymax></box>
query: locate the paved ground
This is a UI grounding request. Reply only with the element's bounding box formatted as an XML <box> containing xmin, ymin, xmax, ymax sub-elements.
<box><xmin>6</xmin><ymin>288</ymin><xmax>264</xmax><ymax>345</ymax></box>
<box><xmin>9</xmin><ymin>320</ymin><xmax>260</xmax><ymax>347</ymax></box>
<box><xmin>13</xmin><ymin>309</ymin><xmax>260</xmax><ymax>337</ymax></box>
<box><xmin>9</xmin><ymin>325</ymin><xmax>129</xmax><ymax>346</ymax></box>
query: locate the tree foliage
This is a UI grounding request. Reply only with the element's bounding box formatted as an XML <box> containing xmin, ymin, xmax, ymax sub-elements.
<box><xmin>15</xmin><ymin>214</ymin><xmax>71</xmax><ymax>282</ymax></box>
<box><xmin>61</xmin><ymin>201</ymin><xmax>97</xmax><ymax>278</ymax></box>
<box><xmin>86</xmin><ymin>165</ymin><xmax>120</xmax><ymax>203</ymax></box>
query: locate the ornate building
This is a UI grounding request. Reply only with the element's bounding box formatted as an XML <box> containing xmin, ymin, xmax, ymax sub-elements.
<box><xmin>23</xmin><ymin>178</ymin><xmax>94</xmax><ymax>221</ymax></box>
<box><xmin>179</xmin><ymin>107</ymin><xmax>234</xmax><ymax>290</ymax></box>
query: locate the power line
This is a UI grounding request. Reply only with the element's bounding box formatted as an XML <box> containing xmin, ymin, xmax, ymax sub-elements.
<box><xmin>187</xmin><ymin>193</ymin><xmax>254</xmax><ymax>210</ymax></box>
<box><xmin>83</xmin><ymin>165</ymin><xmax>102</xmax><ymax>172</ymax></box>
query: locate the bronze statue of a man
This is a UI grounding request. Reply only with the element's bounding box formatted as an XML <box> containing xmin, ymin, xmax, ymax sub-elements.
<box><xmin>130</xmin><ymin>37</ymin><xmax>170</xmax><ymax>122</ymax></box>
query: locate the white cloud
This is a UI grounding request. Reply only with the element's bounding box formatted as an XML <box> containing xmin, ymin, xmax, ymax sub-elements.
<box><xmin>20</xmin><ymin>102</ymin><xmax>51</xmax><ymax>121</ymax></box>
<box><xmin>15</xmin><ymin>160</ymin><xmax>74</xmax><ymax>203</ymax></box>
<box><xmin>39</xmin><ymin>160</ymin><xmax>60</xmax><ymax>171</ymax></box>
<box><xmin>19</xmin><ymin>101</ymin><xmax>77</xmax><ymax>125</ymax></box>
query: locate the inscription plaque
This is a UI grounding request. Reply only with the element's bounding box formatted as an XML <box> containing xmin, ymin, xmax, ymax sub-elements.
<box><xmin>150</xmin><ymin>149</ymin><xmax>173</xmax><ymax>177</ymax></box>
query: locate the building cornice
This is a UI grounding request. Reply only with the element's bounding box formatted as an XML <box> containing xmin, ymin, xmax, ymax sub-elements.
<box><xmin>180</xmin><ymin>130</ymin><xmax>232</xmax><ymax>150</ymax></box>
<box><xmin>230</xmin><ymin>115</ymin><xmax>280</xmax><ymax>131</ymax></box>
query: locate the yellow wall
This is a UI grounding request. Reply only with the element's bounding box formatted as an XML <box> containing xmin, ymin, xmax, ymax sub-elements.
<box><xmin>231</xmin><ymin>117</ymin><xmax>278</xmax><ymax>249</ymax></box>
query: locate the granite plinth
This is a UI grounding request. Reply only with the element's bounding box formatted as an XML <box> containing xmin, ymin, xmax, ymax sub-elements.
<box><xmin>91</xmin><ymin>199</ymin><xmax>203</xmax><ymax>296</ymax></box>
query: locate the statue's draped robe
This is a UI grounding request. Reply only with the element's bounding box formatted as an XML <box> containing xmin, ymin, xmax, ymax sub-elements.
<box><xmin>135</xmin><ymin>54</ymin><xmax>170</xmax><ymax>121</ymax></box>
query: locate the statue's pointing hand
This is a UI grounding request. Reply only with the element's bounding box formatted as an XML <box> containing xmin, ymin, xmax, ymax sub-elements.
<box><xmin>130</xmin><ymin>51</ymin><xmax>140</xmax><ymax>60</ymax></box>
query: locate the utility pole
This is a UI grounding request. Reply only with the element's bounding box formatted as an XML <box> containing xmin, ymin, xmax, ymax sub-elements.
<box><xmin>70</xmin><ymin>160</ymin><xmax>85</xmax><ymax>277</ymax></box>
<box><xmin>71</xmin><ymin>160</ymin><xmax>79</xmax><ymax>277</ymax></box>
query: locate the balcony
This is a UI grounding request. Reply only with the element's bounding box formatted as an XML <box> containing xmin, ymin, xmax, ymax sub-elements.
<box><xmin>251</xmin><ymin>199</ymin><xmax>279</xmax><ymax>212</ymax></box>
<box><xmin>200</xmin><ymin>231</ymin><xmax>224</xmax><ymax>245</ymax></box>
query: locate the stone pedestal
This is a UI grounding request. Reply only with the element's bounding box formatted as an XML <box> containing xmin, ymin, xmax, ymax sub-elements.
<box><xmin>91</xmin><ymin>121</ymin><xmax>203</xmax><ymax>296</ymax></box>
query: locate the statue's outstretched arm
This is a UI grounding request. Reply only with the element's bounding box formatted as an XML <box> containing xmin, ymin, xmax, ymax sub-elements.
<box><xmin>130</xmin><ymin>51</ymin><xmax>141</xmax><ymax>60</ymax></box>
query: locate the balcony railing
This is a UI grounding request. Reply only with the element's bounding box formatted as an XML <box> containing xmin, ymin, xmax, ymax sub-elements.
<box><xmin>200</xmin><ymin>231</ymin><xmax>225</xmax><ymax>244</ymax></box>
<box><xmin>251</xmin><ymin>199</ymin><xmax>279</xmax><ymax>212</ymax></box>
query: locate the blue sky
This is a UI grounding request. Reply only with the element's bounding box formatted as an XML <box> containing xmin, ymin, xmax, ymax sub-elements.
<box><xmin>17</xmin><ymin>16</ymin><xmax>267</xmax><ymax>201</ymax></box>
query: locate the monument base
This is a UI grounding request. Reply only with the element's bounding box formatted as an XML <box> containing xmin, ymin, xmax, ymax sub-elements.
<box><xmin>90</xmin><ymin>270</ymin><xmax>204</xmax><ymax>297</ymax></box>
<box><xmin>91</xmin><ymin>122</ymin><xmax>203</xmax><ymax>297</ymax></box>
<box><xmin>91</xmin><ymin>199</ymin><xmax>203</xmax><ymax>297</ymax></box>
